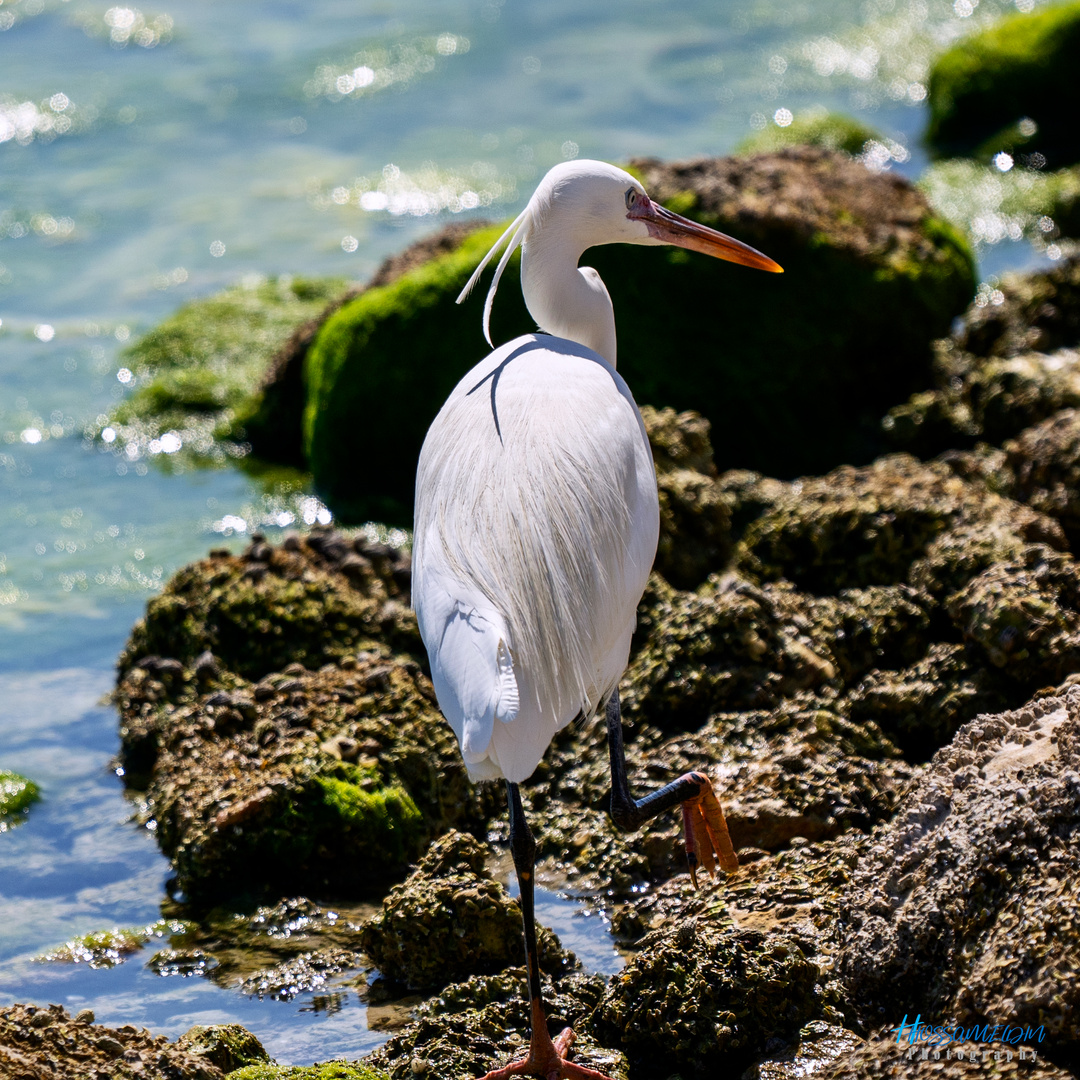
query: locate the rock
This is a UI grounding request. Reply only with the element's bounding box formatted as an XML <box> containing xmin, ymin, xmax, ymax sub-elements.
<box><xmin>643</xmin><ymin>406</ymin><xmax>734</xmax><ymax>589</ymax></box>
<box><xmin>945</xmin><ymin>544</ymin><xmax>1080</xmax><ymax>686</ymax></box>
<box><xmin>300</xmin><ymin>147</ymin><xmax>973</xmax><ymax>521</ymax></box>
<box><xmin>883</xmin><ymin>255</ymin><xmax>1080</xmax><ymax>458</ymax></box>
<box><xmin>837</xmin><ymin>688</ymin><xmax>1080</xmax><ymax>1062</ymax></box>
<box><xmin>591</xmin><ymin>920</ymin><xmax>820</xmax><ymax>1077</ymax></box>
<box><xmin>89</xmin><ymin>275</ymin><xmax>346</xmax><ymax>468</ymax></box>
<box><xmin>174</xmin><ymin>1024</ymin><xmax>270</xmax><ymax>1073</ymax></box>
<box><xmin>117</xmin><ymin>527</ymin><xmax>419</xmax><ymax>690</ymax></box>
<box><xmin>360</xmin><ymin>831</ymin><xmax>574</xmax><ymax>991</ymax></box>
<box><xmin>733</xmin><ymin>454</ymin><xmax>1062</xmax><ymax>594</ymax></box>
<box><xmin>926</xmin><ymin>1</ymin><xmax>1080</xmax><ymax>168</ymax></box>
<box><xmin>742</xmin><ymin>1021</ymin><xmax>865</xmax><ymax>1080</ymax></box>
<box><xmin>1002</xmin><ymin>407</ymin><xmax>1080</xmax><ymax>548</ymax></box>
<box><xmin>0</xmin><ymin>769</ymin><xmax>40</xmax><ymax>830</ymax></box>
<box><xmin>115</xmin><ymin>644</ymin><xmax>489</xmax><ymax>902</ymax></box>
<box><xmin>242</xmin><ymin>222</ymin><xmax>486</xmax><ymax>472</ymax></box>
<box><xmin>0</xmin><ymin>1002</ymin><xmax>232</xmax><ymax>1079</ymax></box>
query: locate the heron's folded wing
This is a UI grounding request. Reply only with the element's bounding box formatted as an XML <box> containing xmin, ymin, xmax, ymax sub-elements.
<box><xmin>415</xmin><ymin>582</ymin><xmax>519</xmax><ymax>767</ymax></box>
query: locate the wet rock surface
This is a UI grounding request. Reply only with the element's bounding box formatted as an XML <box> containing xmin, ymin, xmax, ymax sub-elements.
<box><xmin>838</xmin><ymin>688</ymin><xmax>1080</xmax><ymax>1068</ymax></box>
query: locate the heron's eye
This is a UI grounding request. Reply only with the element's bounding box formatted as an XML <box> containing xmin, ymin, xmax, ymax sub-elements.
<box><xmin>625</xmin><ymin>188</ymin><xmax>638</xmax><ymax>210</ymax></box>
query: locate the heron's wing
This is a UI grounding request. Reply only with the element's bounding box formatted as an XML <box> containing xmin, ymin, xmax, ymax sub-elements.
<box><xmin>414</xmin><ymin>573</ymin><xmax>519</xmax><ymax>776</ymax></box>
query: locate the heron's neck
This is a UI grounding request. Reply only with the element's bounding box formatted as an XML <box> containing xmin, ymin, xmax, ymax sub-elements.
<box><xmin>520</xmin><ymin>233</ymin><xmax>617</xmax><ymax>366</ymax></box>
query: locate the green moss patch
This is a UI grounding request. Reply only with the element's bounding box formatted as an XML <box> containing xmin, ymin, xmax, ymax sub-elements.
<box><xmin>736</xmin><ymin>110</ymin><xmax>883</xmax><ymax>157</ymax></box>
<box><xmin>927</xmin><ymin>1</ymin><xmax>1080</xmax><ymax>167</ymax></box>
<box><xmin>228</xmin><ymin>1064</ymin><xmax>390</xmax><ymax>1080</ymax></box>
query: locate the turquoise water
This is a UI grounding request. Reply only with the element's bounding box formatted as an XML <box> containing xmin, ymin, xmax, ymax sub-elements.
<box><xmin>0</xmin><ymin>0</ymin><xmax>1060</xmax><ymax>1064</ymax></box>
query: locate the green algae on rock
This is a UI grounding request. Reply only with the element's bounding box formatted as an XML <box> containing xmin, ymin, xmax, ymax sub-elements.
<box><xmin>838</xmin><ymin>688</ymin><xmax>1080</xmax><ymax>1061</ymax></box>
<box><xmin>0</xmin><ymin>768</ymin><xmax>40</xmax><ymax>829</ymax></box>
<box><xmin>299</xmin><ymin>147</ymin><xmax>973</xmax><ymax>520</ymax></box>
<box><xmin>360</xmin><ymin>831</ymin><xmax>573</xmax><ymax>991</ymax></box>
<box><xmin>592</xmin><ymin>921</ymin><xmax>819</xmax><ymax>1077</ymax></box>
<box><xmin>91</xmin><ymin>276</ymin><xmax>347</xmax><ymax>468</ymax></box>
<box><xmin>115</xmin><ymin>649</ymin><xmax>484</xmax><ymax>901</ymax></box>
<box><xmin>926</xmin><ymin>1</ymin><xmax>1080</xmax><ymax>168</ymax></box>
<box><xmin>228</xmin><ymin>1064</ymin><xmax>390</xmax><ymax>1080</ymax></box>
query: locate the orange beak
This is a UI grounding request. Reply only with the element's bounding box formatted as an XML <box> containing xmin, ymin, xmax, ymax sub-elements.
<box><xmin>632</xmin><ymin>198</ymin><xmax>784</xmax><ymax>274</ymax></box>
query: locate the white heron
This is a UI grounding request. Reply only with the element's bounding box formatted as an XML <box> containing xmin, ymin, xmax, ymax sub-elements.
<box><xmin>413</xmin><ymin>159</ymin><xmax>782</xmax><ymax>1080</ymax></box>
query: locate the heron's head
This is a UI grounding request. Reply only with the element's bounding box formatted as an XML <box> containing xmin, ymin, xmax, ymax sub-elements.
<box><xmin>535</xmin><ymin>159</ymin><xmax>782</xmax><ymax>272</ymax></box>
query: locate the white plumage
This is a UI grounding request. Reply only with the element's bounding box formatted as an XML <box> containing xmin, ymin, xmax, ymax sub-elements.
<box><xmin>413</xmin><ymin>159</ymin><xmax>780</xmax><ymax>784</ymax></box>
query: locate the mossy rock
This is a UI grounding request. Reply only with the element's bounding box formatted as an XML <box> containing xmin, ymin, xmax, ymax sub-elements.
<box><xmin>95</xmin><ymin>276</ymin><xmax>346</xmax><ymax>467</ymax></box>
<box><xmin>302</xmin><ymin>148</ymin><xmax>974</xmax><ymax>523</ymax></box>
<box><xmin>0</xmin><ymin>769</ymin><xmax>40</xmax><ymax>828</ymax></box>
<box><xmin>926</xmin><ymin>1</ymin><xmax>1080</xmax><ymax>168</ymax></box>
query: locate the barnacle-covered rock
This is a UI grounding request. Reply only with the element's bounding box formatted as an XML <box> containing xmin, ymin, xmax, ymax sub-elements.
<box><xmin>843</xmin><ymin>642</ymin><xmax>1011</xmax><ymax>756</ymax></box>
<box><xmin>809</xmin><ymin>1030</ymin><xmax>1068</xmax><ymax>1079</ymax></box>
<box><xmin>173</xmin><ymin>1024</ymin><xmax>270</xmax><ymax>1073</ymax></box>
<box><xmin>734</xmin><ymin>454</ymin><xmax>1061</xmax><ymax>594</ymax></box>
<box><xmin>360</xmin><ymin>831</ymin><xmax>574</xmax><ymax>991</ymax></box>
<box><xmin>641</xmin><ymin>405</ymin><xmax>734</xmax><ymax>589</ymax></box>
<box><xmin>592</xmin><ymin>920</ymin><xmax>819</xmax><ymax>1076</ymax></box>
<box><xmin>945</xmin><ymin>544</ymin><xmax>1080</xmax><ymax>686</ymax></box>
<box><xmin>838</xmin><ymin>688</ymin><xmax>1080</xmax><ymax>1054</ymax></box>
<box><xmin>0</xmin><ymin>1002</ymin><xmax>237</xmax><ymax>1079</ymax></box>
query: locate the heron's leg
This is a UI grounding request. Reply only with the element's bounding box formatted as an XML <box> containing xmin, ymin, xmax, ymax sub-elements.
<box><xmin>476</xmin><ymin>783</ymin><xmax>613</xmax><ymax>1080</ymax></box>
<box><xmin>605</xmin><ymin>689</ymin><xmax>738</xmax><ymax>885</ymax></box>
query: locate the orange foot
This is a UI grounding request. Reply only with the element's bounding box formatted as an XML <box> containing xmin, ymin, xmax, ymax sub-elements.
<box><xmin>478</xmin><ymin>1002</ymin><xmax>613</xmax><ymax>1080</ymax></box>
<box><xmin>682</xmin><ymin>770</ymin><xmax>739</xmax><ymax>887</ymax></box>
